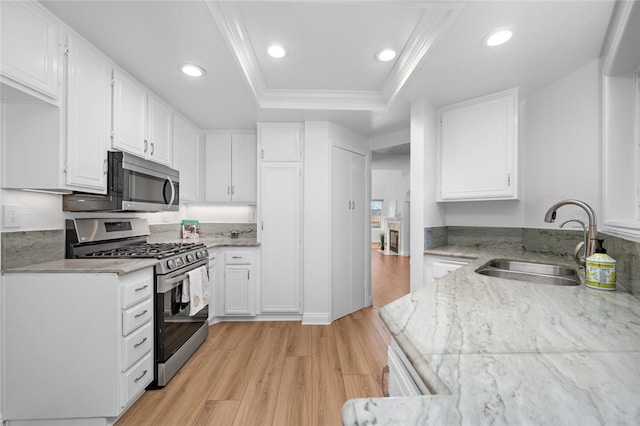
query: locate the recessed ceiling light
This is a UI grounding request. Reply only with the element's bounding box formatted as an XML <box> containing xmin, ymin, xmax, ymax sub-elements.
<box><xmin>267</xmin><ymin>45</ymin><xmax>286</xmax><ymax>59</ymax></box>
<box><xmin>484</xmin><ymin>29</ymin><xmax>513</xmax><ymax>47</ymax></box>
<box><xmin>375</xmin><ymin>48</ymin><xmax>397</xmax><ymax>62</ymax></box>
<box><xmin>180</xmin><ymin>64</ymin><xmax>206</xmax><ymax>77</ymax></box>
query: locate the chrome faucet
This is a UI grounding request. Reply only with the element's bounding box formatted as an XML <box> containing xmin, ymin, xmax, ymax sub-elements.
<box><xmin>544</xmin><ymin>199</ymin><xmax>598</xmax><ymax>268</ymax></box>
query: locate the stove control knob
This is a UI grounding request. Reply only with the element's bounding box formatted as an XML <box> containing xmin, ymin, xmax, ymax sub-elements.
<box><xmin>176</xmin><ymin>257</ymin><xmax>184</xmax><ymax>267</ymax></box>
<box><xmin>167</xmin><ymin>259</ymin><xmax>176</xmax><ymax>269</ymax></box>
<box><xmin>202</xmin><ymin>250</ymin><xmax>209</xmax><ymax>258</ymax></box>
<box><xmin>196</xmin><ymin>251</ymin><xmax>202</xmax><ymax>259</ymax></box>
<box><xmin>186</xmin><ymin>253</ymin><xmax>194</xmax><ymax>262</ymax></box>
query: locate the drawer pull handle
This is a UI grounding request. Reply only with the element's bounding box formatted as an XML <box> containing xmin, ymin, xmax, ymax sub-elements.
<box><xmin>134</xmin><ymin>310</ymin><xmax>148</xmax><ymax>319</ymax></box>
<box><xmin>134</xmin><ymin>369</ymin><xmax>148</xmax><ymax>383</ymax></box>
<box><xmin>232</xmin><ymin>256</ymin><xmax>242</xmax><ymax>259</ymax></box>
<box><xmin>134</xmin><ymin>284</ymin><xmax>149</xmax><ymax>292</ymax></box>
<box><xmin>134</xmin><ymin>337</ymin><xmax>148</xmax><ymax>348</ymax></box>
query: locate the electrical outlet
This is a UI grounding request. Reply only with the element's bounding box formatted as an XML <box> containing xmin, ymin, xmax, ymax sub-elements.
<box><xmin>3</xmin><ymin>205</ymin><xmax>22</xmax><ymax>228</ymax></box>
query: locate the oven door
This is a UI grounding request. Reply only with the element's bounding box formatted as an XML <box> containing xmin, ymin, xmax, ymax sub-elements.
<box><xmin>154</xmin><ymin>261</ymin><xmax>208</xmax><ymax>366</ymax></box>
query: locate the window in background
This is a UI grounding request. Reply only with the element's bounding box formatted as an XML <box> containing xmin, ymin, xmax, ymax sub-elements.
<box><xmin>371</xmin><ymin>200</ymin><xmax>383</xmax><ymax>228</ymax></box>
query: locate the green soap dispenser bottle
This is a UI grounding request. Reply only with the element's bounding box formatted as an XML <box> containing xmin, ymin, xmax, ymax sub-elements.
<box><xmin>585</xmin><ymin>239</ymin><xmax>617</xmax><ymax>290</ymax></box>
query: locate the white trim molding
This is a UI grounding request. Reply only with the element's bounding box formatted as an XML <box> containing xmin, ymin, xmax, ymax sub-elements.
<box><xmin>206</xmin><ymin>1</ymin><xmax>461</xmax><ymax>111</ymax></box>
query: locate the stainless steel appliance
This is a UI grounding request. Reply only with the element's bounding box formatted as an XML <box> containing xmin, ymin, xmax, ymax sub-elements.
<box><xmin>63</xmin><ymin>151</ymin><xmax>179</xmax><ymax>212</ymax></box>
<box><xmin>66</xmin><ymin>218</ymin><xmax>208</xmax><ymax>388</ymax></box>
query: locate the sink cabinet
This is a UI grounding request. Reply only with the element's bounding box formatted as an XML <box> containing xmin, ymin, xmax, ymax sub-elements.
<box><xmin>2</xmin><ymin>268</ymin><xmax>154</xmax><ymax>424</ymax></box>
<box><xmin>424</xmin><ymin>254</ymin><xmax>470</xmax><ymax>286</ymax></box>
<box><xmin>437</xmin><ymin>88</ymin><xmax>518</xmax><ymax>202</ymax></box>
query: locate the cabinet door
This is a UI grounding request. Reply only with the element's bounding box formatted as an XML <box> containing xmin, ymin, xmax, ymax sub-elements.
<box><xmin>173</xmin><ymin>113</ymin><xmax>201</xmax><ymax>202</ymax></box>
<box><xmin>205</xmin><ymin>134</ymin><xmax>232</xmax><ymax>202</ymax></box>
<box><xmin>258</xmin><ymin>124</ymin><xmax>302</xmax><ymax>161</ymax></box>
<box><xmin>147</xmin><ymin>95</ymin><xmax>172</xmax><ymax>166</ymax></box>
<box><xmin>112</xmin><ymin>70</ymin><xmax>146</xmax><ymax>157</ymax></box>
<box><xmin>208</xmin><ymin>252</ymin><xmax>217</xmax><ymax>321</ymax></box>
<box><xmin>231</xmin><ymin>134</ymin><xmax>257</xmax><ymax>203</ymax></box>
<box><xmin>0</xmin><ymin>1</ymin><xmax>60</xmax><ymax>99</ymax></box>
<box><xmin>224</xmin><ymin>265</ymin><xmax>255</xmax><ymax>315</ymax></box>
<box><xmin>260</xmin><ymin>163</ymin><xmax>301</xmax><ymax>313</ymax></box>
<box><xmin>65</xmin><ymin>33</ymin><xmax>110</xmax><ymax>192</ymax></box>
<box><xmin>438</xmin><ymin>89</ymin><xmax>517</xmax><ymax>201</ymax></box>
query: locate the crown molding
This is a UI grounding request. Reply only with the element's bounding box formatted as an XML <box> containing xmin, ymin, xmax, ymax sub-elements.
<box><xmin>206</xmin><ymin>1</ymin><xmax>461</xmax><ymax>111</ymax></box>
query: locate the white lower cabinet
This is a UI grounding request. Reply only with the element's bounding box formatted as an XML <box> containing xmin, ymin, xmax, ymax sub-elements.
<box><xmin>387</xmin><ymin>340</ymin><xmax>429</xmax><ymax>397</ymax></box>
<box><xmin>2</xmin><ymin>268</ymin><xmax>154</xmax><ymax>424</ymax></box>
<box><xmin>424</xmin><ymin>254</ymin><xmax>470</xmax><ymax>285</ymax></box>
<box><xmin>219</xmin><ymin>248</ymin><xmax>257</xmax><ymax>316</ymax></box>
<box><xmin>208</xmin><ymin>249</ymin><xmax>217</xmax><ymax>321</ymax></box>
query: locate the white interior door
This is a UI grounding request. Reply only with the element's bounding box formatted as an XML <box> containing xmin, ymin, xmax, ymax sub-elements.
<box><xmin>332</xmin><ymin>146</ymin><xmax>351</xmax><ymax>320</ymax></box>
<box><xmin>350</xmin><ymin>151</ymin><xmax>366</xmax><ymax>313</ymax></box>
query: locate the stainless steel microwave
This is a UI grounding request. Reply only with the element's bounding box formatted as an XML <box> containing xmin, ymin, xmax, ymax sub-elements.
<box><xmin>63</xmin><ymin>151</ymin><xmax>179</xmax><ymax>212</ymax></box>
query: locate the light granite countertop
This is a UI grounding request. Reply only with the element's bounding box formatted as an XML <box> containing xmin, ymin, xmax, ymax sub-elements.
<box><xmin>2</xmin><ymin>258</ymin><xmax>159</xmax><ymax>275</ymax></box>
<box><xmin>343</xmin><ymin>246</ymin><xmax>640</xmax><ymax>425</ymax></box>
<box><xmin>2</xmin><ymin>238</ymin><xmax>258</xmax><ymax>275</ymax></box>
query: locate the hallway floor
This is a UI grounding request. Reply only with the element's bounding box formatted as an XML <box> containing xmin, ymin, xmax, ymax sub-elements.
<box><xmin>371</xmin><ymin>245</ymin><xmax>410</xmax><ymax>308</ymax></box>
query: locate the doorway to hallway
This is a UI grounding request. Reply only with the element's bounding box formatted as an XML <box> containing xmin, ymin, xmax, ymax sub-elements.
<box><xmin>371</xmin><ymin>245</ymin><xmax>410</xmax><ymax>308</ymax></box>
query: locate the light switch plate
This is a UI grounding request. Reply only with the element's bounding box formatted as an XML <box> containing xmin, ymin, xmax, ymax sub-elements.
<box><xmin>3</xmin><ymin>205</ymin><xmax>22</xmax><ymax>228</ymax></box>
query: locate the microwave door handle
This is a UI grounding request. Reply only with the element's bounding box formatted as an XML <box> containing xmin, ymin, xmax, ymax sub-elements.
<box><xmin>167</xmin><ymin>176</ymin><xmax>175</xmax><ymax>206</ymax></box>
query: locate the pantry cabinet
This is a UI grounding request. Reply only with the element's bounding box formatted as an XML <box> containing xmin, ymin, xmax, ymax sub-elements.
<box><xmin>112</xmin><ymin>70</ymin><xmax>172</xmax><ymax>166</ymax></box>
<box><xmin>173</xmin><ymin>113</ymin><xmax>202</xmax><ymax>202</ymax></box>
<box><xmin>258</xmin><ymin>122</ymin><xmax>303</xmax><ymax>161</ymax></box>
<box><xmin>3</xmin><ymin>268</ymin><xmax>154</xmax><ymax>424</ymax></box>
<box><xmin>0</xmin><ymin>1</ymin><xmax>60</xmax><ymax>101</ymax></box>
<box><xmin>437</xmin><ymin>88</ymin><xmax>518</xmax><ymax>201</ymax></box>
<box><xmin>204</xmin><ymin>132</ymin><xmax>257</xmax><ymax>203</ymax></box>
<box><xmin>257</xmin><ymin>123</ymin><xmax>303</xmax><ymax>314</ymax></box>
<box><xmin>332</xmin><ymin>146</ymin><xmax>367</xmax><ymax>320</ymax></box>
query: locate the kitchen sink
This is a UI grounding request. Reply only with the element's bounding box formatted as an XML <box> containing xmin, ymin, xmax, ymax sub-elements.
<box><xmin>475</xmin><ymin>258</ymin><xmax>581</xmax><ymax>286</ymax></box>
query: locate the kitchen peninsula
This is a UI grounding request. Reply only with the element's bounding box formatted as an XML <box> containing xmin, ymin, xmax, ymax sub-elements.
<box><xmin>343</xmin><ymin>247</ymin><xmax>640</xmax><ymax>425</ymax></box>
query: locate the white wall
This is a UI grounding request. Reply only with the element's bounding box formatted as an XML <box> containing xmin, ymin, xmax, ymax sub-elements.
<box><xmin>410</xmin><ymin>97</ymin><xmax>442</xmax><ymax>291</ymax></box>
<box><xmin>302</xmin><ymin>121</ymin><xmax>370</xmax><ymax>324</ymax></box>
<box><xmin>441</xmin><ymin>59</ymin><xmax>601</xmax><ymax>230</ymax></box>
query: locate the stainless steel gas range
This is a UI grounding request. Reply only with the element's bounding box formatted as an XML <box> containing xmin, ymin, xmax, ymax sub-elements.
<box><xmin>66</xmin><ymin>218</ymin><xmax>209</xmax><ymax>388</ymax></box>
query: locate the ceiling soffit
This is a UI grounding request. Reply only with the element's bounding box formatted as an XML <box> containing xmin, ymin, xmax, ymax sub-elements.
<box><xmin>206</xmin><ymin>1</ymin><xmax>461</xmax><ymax>111</ymax></box>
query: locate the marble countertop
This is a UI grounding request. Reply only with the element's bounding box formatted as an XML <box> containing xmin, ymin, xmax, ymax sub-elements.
<box><xmin>3</xmin><ymin>258</ymin><xmax>159</xmax><ymax>275</ymax></box>
<box><xmin>3</xmin><ymin>237</ymin><xmax>258</xmax><ymax>275</ymax></box>
<box><xmin>343</xmin><ymin>247</ymin><xmax>640</xmax><ymax>425</ymax></box>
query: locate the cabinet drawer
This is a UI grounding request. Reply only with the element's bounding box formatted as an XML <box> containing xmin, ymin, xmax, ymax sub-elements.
<box><xmin>224</xmin><ymin>252</ymin><xmax>253</xmax><ymax>264</ymax></box>
<box><xmin>122</xmin><ymin>322</ymin><xmax>152</xmax><ymax>372</ymax></box>
<box><xmin>122</xmin><ymin>298</ymin><xmax>152</xmax><ymax>336</ymax></box>
<box><xmin>122</xmin><ymin>273</ymin><xmax>153</xmax><ymax>309</ymax></box>
<box><xmin>121</xmin><ymin>352</ymin><xmax>153</xmax><ymax>408</ymax></box>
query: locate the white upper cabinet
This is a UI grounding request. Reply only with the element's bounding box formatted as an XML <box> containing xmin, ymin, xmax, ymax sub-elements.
<box><xmin>147</xmin><ymin>94</ymin><xmax>173</xmax><ymax>165</ymax></box>
<box><xmin>258</xmin><ymin>123</ymin><xmax>303</xmax><ymax>161</ymax></box>
<box><xmin>112</xmin><ymin>70</ymin><xmax>173</xmax><ymax>166</ymax></box>
<box><xmin>437</xmin><ymin>88</ymin><xmax>518</xmax><ymax>202</ymax></box>
<box><xmin>204</xmin><ymin>132</ymin><xmax>257</xmax><ymax>203</ymax></box>
<box><xmin>602</xmin><ymin>1</ymin><xmax>640</xmax><ymax>241</ymax></box>
<box><xmin>172</xmin><ymin>113</ymin><xmax>201</xmax><ymax>203</ymax></box>
<box><xmin>112</xmin><ymin>70</ymin><xmax>146</xmax><ymax>156</ymax></box>
<box><xmin>0</xmin><ymin>1</ymin><xmax>60</xmax><ymax>101</ymax></box>
<box><xmin>65</xmin><ymin>33</ymin><xmax>110</xmax><ymax>191</ymax></box>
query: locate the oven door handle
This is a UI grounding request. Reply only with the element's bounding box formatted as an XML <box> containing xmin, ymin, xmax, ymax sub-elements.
<box><xmin>157</xmin><ymin>272</ymin><xmax>190</xmax><ymax>293</ymax></box>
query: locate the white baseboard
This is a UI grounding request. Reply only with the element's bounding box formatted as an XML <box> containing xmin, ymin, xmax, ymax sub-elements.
<box><xmin>302</xmin><ymin>312</ymin><xmax>332</xmax><ymax>325</ymax></box>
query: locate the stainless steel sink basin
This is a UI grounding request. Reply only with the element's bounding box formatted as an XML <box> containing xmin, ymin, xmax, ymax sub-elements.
<box><xmin>475</xmin><ymin>258</ymin><xmax>581</xmax><ymax>286</ymax></box>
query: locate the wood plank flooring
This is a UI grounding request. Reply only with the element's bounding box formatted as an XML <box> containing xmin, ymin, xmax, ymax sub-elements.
<box><xmin>116</xmin><ymin>250</ymin><xmax>409</xmax><ymax>426</ymax></box>
<box><xmin>371</xmin><ymin>245</ymin><xmax>410</xmax><ymax>308</ymax></box>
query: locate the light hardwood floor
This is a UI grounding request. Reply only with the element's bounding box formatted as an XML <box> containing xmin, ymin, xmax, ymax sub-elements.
<box><xmin>116</xmin><ymin>251</ymin><xmax>409</xmax><ymax>426</ymax></box>
<box><xmin>371</xmin><ymin>245</ymin><xmax>410</xmax><ymax>308</ymax></box>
